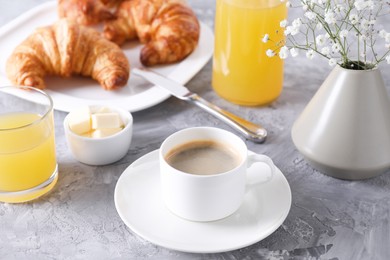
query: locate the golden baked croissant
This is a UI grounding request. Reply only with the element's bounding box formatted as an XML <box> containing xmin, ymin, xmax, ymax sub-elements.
<box><xmin>101</xmin><ymin>0</ymin><xmax>126</xmax><ymax>8</ymax></box>
<box><xmin>58</xmin><ymin>0</ymin><xmax>115</xmax><ymax>25</ymax></box>
<box><xmin>6</xmin><ymin>19</ymin><xmax>130</xmax><ymax>90</ymax></box>
<box><xmin>104</xmin><ymin>0</ymin><xmax>200</xmax><ymax>66</ymax></box>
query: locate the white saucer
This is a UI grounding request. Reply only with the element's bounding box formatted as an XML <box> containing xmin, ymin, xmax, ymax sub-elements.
<box><xmin>114</xmin><ymin>150</ymin><xmax>292</xmax><ymax>253</ymax></box>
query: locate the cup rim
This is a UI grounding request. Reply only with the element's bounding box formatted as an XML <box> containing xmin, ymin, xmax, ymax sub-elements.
<box><xmin>160</xmin><ymin>127</ymin><xmax>247</xmax><ymax>178</ymax></box>
<box><xmin>0</xmin><ymin>86</ymin><xmax>53</xmax><ymax>131</ymax></box>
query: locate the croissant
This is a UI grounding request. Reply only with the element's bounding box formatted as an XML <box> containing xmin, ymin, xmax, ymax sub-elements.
<box><xmin>58</xmin><ymin>0</ymin><xmax>115</xmax><ymax>25</ymax></box>
<box><xmin>6</xmin><ymin>19</ymin><xmax>130</xmax><ymax>90</ymax></box>
<box><xmin>104</xmin><ymin>0</ymin><xmax>200</xmax><ymax>66</ymax></box>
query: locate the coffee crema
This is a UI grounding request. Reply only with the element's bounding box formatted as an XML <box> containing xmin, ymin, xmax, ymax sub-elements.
<box><xmin>165</xmin><ymin>140</ymin><xmax>242</xmax><ymax>175</ymax></box>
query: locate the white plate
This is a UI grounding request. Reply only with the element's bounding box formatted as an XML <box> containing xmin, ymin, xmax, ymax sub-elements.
<box><xmin>115</xmin><ymin>150</ymin><xmax>292</xmax><ymax>253</ymax></box>
<box><xmin>0</xmin><ymin>2</ymin><xmax>213</xmax><ymax>112</ymax></box>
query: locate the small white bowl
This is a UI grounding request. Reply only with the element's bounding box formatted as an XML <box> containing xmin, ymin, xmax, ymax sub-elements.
<box><xmin>64</xmin><ymin>105</ymin><xmax>133</xmax><ymax>165</ymax></box>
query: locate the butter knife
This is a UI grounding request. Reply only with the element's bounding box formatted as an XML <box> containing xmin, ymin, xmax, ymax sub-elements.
<box><xmin>132</xmin><ymin>68</ymin><xmax>267</xmax><ymax>143</ymax></box>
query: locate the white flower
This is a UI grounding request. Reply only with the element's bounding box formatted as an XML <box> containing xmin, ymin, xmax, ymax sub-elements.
<box><xmin>286</xmin><ymin>25</ymin><xmax>299</xmax><ymax>36</ymax></box>
<box><xmin>379</xmin><ymin>29</ymin><xmax>387</xmax><ymax>38</ymax></box>
<box><xmin>360</xmin><ymin>19</ymin><xmax>370</xmax><ymax>31</ymax></box>
<box><xmin>354</xmin><ymin>0</ymin><xmax>367</xmax><ymax>11</ymax></box>
<box><xmin>291</xmin><ymin>27</ymin><xmax>300</xmax><ymax>35</ymax></box>
<box><xmin>328</xmin><ymin>58</ymin><xmax>337</xmax><ymax>66</ymax></box>
<box><xmin>305</xmin><ymin>11</ymin><xmax>317</xmax><ymax>20</ymax></box>
<box><xmin>284</xmin><ymin>26</ymin><xmax>292</xmax><ymax>36</ymax></box>
<box><xmin>292</xmin><ymin>18</ymin><xmax>302</xmax><ymax>28</ymax></box>
<box><xmin>385</xmin><ymin>33</ymin><xmax>390</xmax><ymax>43</ymax></box>
<box><xmin>279</xmin><ymin>46</ymin><xmax>289</xmax><ymax>59</ymax></box>
<box><xmin>306</xmin><ymin>49</ymin><xmax>315</xmax><ymax>59</ymax></box>
<box><xmin>302</xmin><ymin>5</ymin><xmax>308</xmax><ymax>11</ymax></box>
<box><xmin>321</xmin><ymin>47</ymin><xmax>330</xmax><ymax>56</ymax></box>
<box><xmin>286</xmin><ymin>1</ymin><xmax>291</xmax><ymax>7</ymax></box>
<box><xmin>366</xmin><ymin>0</ymin><xmax>375</xmax><ymax>10</ymax></box>
<box><xmin>266</xmin><ymin>49</ymin><xmax>275</xmax><ymax>57</ymax></box>
<box><xmin>349</xmin><ymin>13</ymin><xmax>359</xmax><ymax>25</ymax></box>
<box><xmin>280</xmin><ymin>19</ymin><xmax>288</xmax><ymax>28</ymax></box>
<box><xmin>262</xmin><ymin>34</ymin><xmax>270</xmax><ymax>43</ymax></box>
<box><xmin>325</xmin><ymin>11</ymin><xmax>336</xmax><ymax>24</ymax></box>
<box><xmin>316</xmin><ymin>34</ymin><xmax>326</xmax><ymax>46</ymax></box>
<box><xmin>332</xmin><ymin>43</ymin><xmax>342</xmax><ymax>53</ymax></box>
<box><xmin>339</xmin><ymin>30</ymin><xmax>349</xmax><ymax>39</ymax></box>
<box><xmin>386</xmin><ymin>55</ymin><xmax>390</xmax><ymax>64</ymax></box>
<box><xmin>334</xmin><ymin>4</ymin><xmax>344</xmax><ymax>14</ymax></box>
<box><xmin>290</xmin><ymin>48</ymin><xmax>299</xmax><ymax>57</ymax></box>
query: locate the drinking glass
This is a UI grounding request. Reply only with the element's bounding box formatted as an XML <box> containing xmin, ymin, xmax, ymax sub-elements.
<box><xmin>0</xmin><ymin>86</ymin><xmax>58</xmax><ymax>203</ymax></box>
<box><xmin>212</xmin><ymin>0</ymin><xmax>287</xmax><ymax>106</ymax></box>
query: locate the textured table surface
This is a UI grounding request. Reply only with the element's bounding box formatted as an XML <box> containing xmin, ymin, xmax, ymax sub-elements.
<box><xmin>1</xmin><ymin>1</ymin><xmax>390</xmax><ymax>259</ymax></box>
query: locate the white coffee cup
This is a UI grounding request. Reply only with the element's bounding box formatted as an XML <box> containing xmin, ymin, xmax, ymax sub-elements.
<box><xmin>159</xmin><ymin>127</ymin><xmax>276</xmax><ymax>222</ymax></box>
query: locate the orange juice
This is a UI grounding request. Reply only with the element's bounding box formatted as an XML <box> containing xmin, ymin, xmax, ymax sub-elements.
<box><xmin>212</xmin><ymin>0</ymin><xmax>287</xmax><ymax>106</ymax></box>
<box><xmin>0</xmin><ymin>112</ymin><xmax>57</xmax><ymax>203</ymax></box>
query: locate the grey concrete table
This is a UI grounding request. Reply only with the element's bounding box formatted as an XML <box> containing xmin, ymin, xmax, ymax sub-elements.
<box><xmin>1</xmin><ymin>1</ymin><xmax>390</xmax><ymax>259</ymax></box>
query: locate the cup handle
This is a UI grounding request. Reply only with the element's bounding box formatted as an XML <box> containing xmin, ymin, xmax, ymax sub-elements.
<box><xmin>247</xmin><ymin>153</ymin><xmax>276</xmax><ymax>183</ymax></box>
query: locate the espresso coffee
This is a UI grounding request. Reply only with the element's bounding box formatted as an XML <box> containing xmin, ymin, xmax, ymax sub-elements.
<box><xmin>165</xmin><ymin>140</ymin><xmax>241</xmax><ymax>175</ymax></box>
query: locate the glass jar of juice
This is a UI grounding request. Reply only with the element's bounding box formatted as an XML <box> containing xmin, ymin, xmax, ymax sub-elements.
<box><xmin>212</xmin><ymin>0</ymin><xmax>287</xmax><ymax>106</ymax></box>
<box><xmin>0</xmin><ymin>86</ymin><xmax>58</xmax><ymax>203</ymax></box>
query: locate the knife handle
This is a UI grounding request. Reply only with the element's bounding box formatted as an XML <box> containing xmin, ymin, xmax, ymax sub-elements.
<box><xmin>188</xmin><ymin>94</ymin><xmax>267</xmax><ymax>143</ymax></box>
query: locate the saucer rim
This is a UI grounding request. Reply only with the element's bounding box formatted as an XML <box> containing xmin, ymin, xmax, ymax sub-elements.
<box><xmin>114</xmin><ymin>149</ymin><xmax>292</xmax><ymax>253</ymax></box>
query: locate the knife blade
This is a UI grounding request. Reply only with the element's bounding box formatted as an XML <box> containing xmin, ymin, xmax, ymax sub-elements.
<box><xmin>132</xmin><ymin>67</ymin><xmax>267</xmax><ymax>143</ymax></box>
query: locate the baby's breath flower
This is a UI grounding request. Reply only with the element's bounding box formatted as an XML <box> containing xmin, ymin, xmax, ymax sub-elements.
<box><xmin>334</xmin><ymin>4</ymin><xmax>345</xmax><ymax>14</ymax></box>
<box><xmin>379</xmin><ymin>29</ymin><xmax>387</xmax><ymax>38</ymax></box>
<box><xmin>262</xmin><ymin>34</ymin><xmax>270</xmax><ymax>43</ymax></box>
<box><xmin>349</xmin><ymin>13</ymin><xmax>359</xmax><ymax>25</ymax></box>
<box><xmin>354</xmin><ymin>0</ymin><xmax>367</xmax><ymax>11</ymax></box>
<box><xmin>263</xmin><ymin>0</ymin><xmax>390</xmax><ymax>69</ymax></box>
<box><xmin>266</xmin><ymin>49</ymin><xmax>275</xmax><ymax>57</ymax></box>
<box><xmin>285</xmin><ymin>25</ymin><xmax>299</xmax><ymax>36</ymax></box>
<box><xmin>325</xmin><ymin>11</ymin><xmax>336</xmax><ymax>24</ymax></box>
<box><xmin>366</xmin><ymin>0</ymin><xmax>375</xmax><ymax>10</ymax></box>
<box><xmin>280</xmin><ymin>20</ymin><xmax>288</xmax><ymax>28</ymax></box>
<box><xmin>305</xmin><ymin>11</ymin><xmax>317</xmax><ymax>20</ymax></box>
<box><xmin>321</xmin><ymin>47</ymin><xmax>330</xmax><ymax>56</ymax></box>
<box><xmin>332</xmin><ymin>43</ymin><xmax>341</xmax><ymax>52</ymax></box>
<box><xmin>328</xmin><ymin>58</ymin><xmax>337</xmax><ymax>66</ymax></box>
<box><xmin>339</xmin><ymin>30</ymin><xmax>349</xmax><ymax>39</ymax></box>
<box><xmin>284</xmin><ymin>26</ymin><xmax>292</xmax><ymax>36</ymax></box>
<box><xmin>316</xmin><ymin>34</ymin><xmax>326</xmax><ymax>46</ymax></box>
<box><xmin>306</xmin><ymin>49</ymin><xmax>315</xmax><ymax>59</ymax></box>
<box><xmin>292</xmin><ymin>18</ymin><xmax>302</xmax><ymax>28</ymax></box>
<box><xmin>279</xmin><ymin>46</ymin><xmax>289</xmax><ymax>59</ymax></box>
<box><xmin>385</xmin><ymin>33</ymin><xmax>390</xmax><ymax>43</ymax></box>
<box><xmin>360</xmin><ymin>19</ymin><xmax>370</xmax><ymax>31</ymax></box>
<box><xmin>290</xmin><ymin>48</ymin><xmax>299</xmax><ymax>57</ymax></box>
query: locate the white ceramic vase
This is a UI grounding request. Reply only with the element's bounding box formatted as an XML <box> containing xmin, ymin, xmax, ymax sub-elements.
<box><xmin>291</xmin><ymin>65</ymin><xmax>390</xmax><ymax>180</ymax></box>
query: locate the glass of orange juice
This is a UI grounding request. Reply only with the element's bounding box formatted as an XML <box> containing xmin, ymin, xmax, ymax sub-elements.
<box><xmin>0</xmin><ymin>86</ymin><xmax>58</xmax><ymax>203</ymax></box>
<box><xmin>212</xmin><ymin>0</ymin><xmax>287</xmax><ymax>106</ymax></box>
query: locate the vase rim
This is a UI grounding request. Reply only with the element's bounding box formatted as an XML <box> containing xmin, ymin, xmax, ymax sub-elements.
<box><xmin>337</xmin><ymin>64</ymin><xmax>378</xmax><ymax>72</ymax></box>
